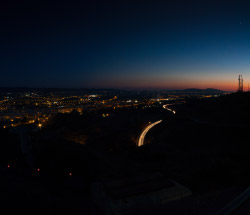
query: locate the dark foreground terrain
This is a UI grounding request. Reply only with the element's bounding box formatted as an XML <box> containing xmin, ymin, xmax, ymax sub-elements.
<box><xmin>1</xmin><ymin>92</ymin><xmax>250</xmax><ymax>214</ymax></box>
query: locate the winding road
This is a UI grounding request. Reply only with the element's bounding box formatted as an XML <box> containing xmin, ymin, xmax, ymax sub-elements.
<box><xmin>163</xmin><ymin>104</ymin><xmax>176</xmax><ymax>114</ymax></box>
<box><xmin>137</xmin><ymin>120</ymin><xmax>162</xmax><ymax>147</ymax></box>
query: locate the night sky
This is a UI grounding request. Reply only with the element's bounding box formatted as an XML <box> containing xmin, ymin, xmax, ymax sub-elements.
<box><xmin>1</xmin><ymin>0</ymin><xmax>250</xmax><ymax>90</ymax></box>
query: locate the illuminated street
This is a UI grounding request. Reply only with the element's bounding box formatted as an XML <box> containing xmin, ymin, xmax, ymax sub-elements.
<box><xmin>137</xmin><ymin>120</ymin><xmax>162</xmax><ymax>147</ymax></box>
<box><xmin>163</xmin><ymin>104</ymin><xmax>176</xmax><ymax>114</ymax></box>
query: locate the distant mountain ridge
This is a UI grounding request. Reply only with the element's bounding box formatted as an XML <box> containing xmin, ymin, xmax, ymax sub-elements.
<box><xmin>0</xmin><ymin>87</ymin><xmax>225</xmax><ymax>94</ymax></box>
<box><xmin>183</xmin><ymin>88</ymin><xmax>224</xmax><ymax>93</ymax></box>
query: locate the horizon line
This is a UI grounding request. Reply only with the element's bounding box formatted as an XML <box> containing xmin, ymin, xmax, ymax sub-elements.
<box><xmin>0</xmin><ymin>86</ymin><xmax>232</xmax><ymax>92</ymax></box>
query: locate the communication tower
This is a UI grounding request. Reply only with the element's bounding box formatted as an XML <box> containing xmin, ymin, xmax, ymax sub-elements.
<box><xmin>238</xmin><ymin>75</ymin><xmax>243</xmax><ymax>92</ymax></box>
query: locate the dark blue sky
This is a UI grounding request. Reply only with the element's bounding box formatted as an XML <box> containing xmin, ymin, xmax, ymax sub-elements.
<box><xmin>1</xmin><ymin>0</ymin><xmax>250</xmax><ymax>90</ymax></box>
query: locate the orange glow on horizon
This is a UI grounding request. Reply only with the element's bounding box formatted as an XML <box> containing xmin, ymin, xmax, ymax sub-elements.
<box><xmin>91</xmin><ymin>78</ymin><xmax>239</xmax><ymax>91</ymax></box>
<box><xmin>88</xmin><ymin>71</ymin><xmax>250</xmax><ymax>92</ymax></box>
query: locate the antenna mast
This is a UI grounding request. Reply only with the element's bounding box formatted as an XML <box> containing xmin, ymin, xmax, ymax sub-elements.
<box><xmin>238</xmin><ymin>75</ymin><xmax>243</xmax><ymax>92</ymax></box>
